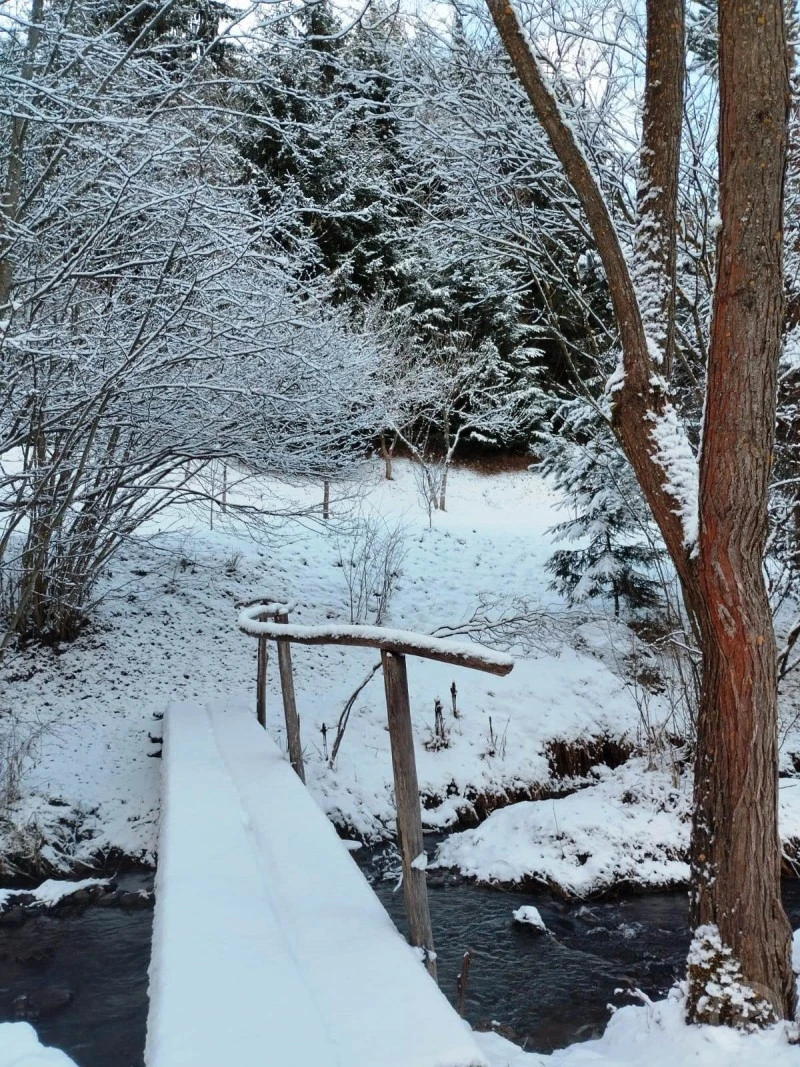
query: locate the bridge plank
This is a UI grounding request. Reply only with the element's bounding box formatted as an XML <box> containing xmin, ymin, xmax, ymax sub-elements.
<box><xmin>146</xmin><ymin>701</ymin><xmax>486</xmax><ymax>1067</ymax></box>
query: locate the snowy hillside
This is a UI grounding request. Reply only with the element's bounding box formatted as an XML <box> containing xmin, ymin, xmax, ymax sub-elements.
<box><xmin>4</xmin><ymin>458</ymin><xmax>800</xmax><ymax>895</ymax></box>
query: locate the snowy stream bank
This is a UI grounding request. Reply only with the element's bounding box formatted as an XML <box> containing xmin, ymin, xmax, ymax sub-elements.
<box><xmin>5</xmin><ymin>461</ymin><xmax>800</xmax><ymax>895</ymax></box>
<box><xmin>5</xmin><ymin>866</ymin><xmax>800</xmax><ymax>1066</ymax></box>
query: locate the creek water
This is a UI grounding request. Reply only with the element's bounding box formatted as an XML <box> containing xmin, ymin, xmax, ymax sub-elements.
<box><xmin>0</xmin><ymin>873</ymin><xmax>152</xmax><ymax>1067</ymax></box>
<box><xmin>2</xmin><ymin>859</ymin><xmax>800</xmax><ymax>1065</ymax></box>
<box><xmin>359</xmin><ymin>842</ymin><xmax>800</xmax><ymax>1054</ymax></box>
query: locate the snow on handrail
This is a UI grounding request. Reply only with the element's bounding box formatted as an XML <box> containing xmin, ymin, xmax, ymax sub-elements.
<box><xmin>237</xmin><ymin>608</ymin><xmax>514</xmax><ymax>677</ymax></box>
<box><xmin>234</xmin><ymin>595</ymin><xmax>296</xmax><ymax>615</ymax></box>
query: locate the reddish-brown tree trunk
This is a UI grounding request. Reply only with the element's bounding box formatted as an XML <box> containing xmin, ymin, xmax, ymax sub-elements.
<box><xmin>483</xmin><ymin>0</ymin><xmax>695</xmax><ymax>600</ymax></box>
<box><xmin>485</xmin><ymin>0</ymin><xmax>795</xmax><ymax>1024</ymax></box>
<box><xmin>688</xmin><ymin>0</ymin><xmax>794</xmax><ymax>1022</ymax></box>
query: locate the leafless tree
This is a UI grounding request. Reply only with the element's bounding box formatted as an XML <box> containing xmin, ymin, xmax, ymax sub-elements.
<box><xmin>0</xmin><ymin>1</ymin><xmax>386</xmax><ymax>648</ymax></box>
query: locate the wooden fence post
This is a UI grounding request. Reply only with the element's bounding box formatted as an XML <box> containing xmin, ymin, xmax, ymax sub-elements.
<box><xmin>256</xmin><ymin>636</ymin><xmax>268</xmax><ymax>729</ymax></box>
<box><xmin>381</xmin><ymin>650</ymin><xmax>436</xmax><ymax>981</ymax></box>
<box><xmin>276</xmin><ymin>612</ymin><xmax>305</xmax><ymax>783</ymax></box>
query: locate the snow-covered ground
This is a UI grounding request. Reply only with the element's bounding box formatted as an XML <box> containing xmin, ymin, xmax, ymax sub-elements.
<box><xmin>4</xmin><ymin>458</ymin><xmax>800</xmax><ymax>892</ymax></box>
<box><xmin>477</xmin><ymin>991</ymin><xmax>800</xmax><ymax>1066</ymax></box>
<box><xmin>0</xmin><ymin>460</ymin><xmax>657</xmax><ymax>874</ymax></box>
<box><xmin>0</xmin><ymin>1023</ymin><xmax>77</xmax><ymax>1066</ymax></box>
<box><xmin>5</xmin><ymin>458</ymin><xmax>800</xmax><ymax>1064</ymax></box>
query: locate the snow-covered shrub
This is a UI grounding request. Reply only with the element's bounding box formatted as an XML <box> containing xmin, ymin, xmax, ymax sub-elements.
<box><xmin>0</xmin><ymin>6</ymin><xmax>386</xmax><ymax>648</ymax></box>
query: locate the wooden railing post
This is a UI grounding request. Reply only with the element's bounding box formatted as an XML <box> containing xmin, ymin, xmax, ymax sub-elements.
<box><xmin>381</xmin><ymin>650</ymin><xmax>436</xmax><ymax>981</ymax></box>
<box><xmin>256</xmin><ymin>636</ymin><xmax>268</xmax><ymax>729</ymax></box>
<box><xmin>276</xmin><ymin>612</ymin><xmax>305</xmax><ymax>783</ymax></box>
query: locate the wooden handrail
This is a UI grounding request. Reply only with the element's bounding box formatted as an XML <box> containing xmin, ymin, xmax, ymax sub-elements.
<box><xmin>237</xmin><ymin>612</ymin><xmax>514</xmax><ymax>678</ymax></box>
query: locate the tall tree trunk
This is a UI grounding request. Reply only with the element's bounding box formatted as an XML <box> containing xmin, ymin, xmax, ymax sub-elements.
<box><xmin>484</xmin><ymin>0</ymin><xmax>695</xmax><ymax>600</ymax></box>
<box><xmin>485</xmin><ymin>0</ymin><xmax>795</xmax><ymax>1023</ymax></box>
<box><xmin>688</xmin><ymin>0</ymin><xmax>794</xmax><ymax>1023</ymax></box>
<box><xmin>380</xmin><ymin>432</ymin><xmax>395</xmax><ymax>480</ymax></box>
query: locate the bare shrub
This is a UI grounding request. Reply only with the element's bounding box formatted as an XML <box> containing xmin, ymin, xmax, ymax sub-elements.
<box><xmin>0</xmin><ymin>711</ymin><xmax>52</xmax><ymax>812</ymax></box>
<box><xmin>225</xmin><ymin>551</ymin><xmax>243</xmax><ymax>577</ymax></box>
<box><xmin>328</xmin><ymin>662</ymin><xmax>381</xmax><ymax>769</ymax></box>
<box><xmin>334</xmin><ymin>511</ymin><xmax>408</xmax><ymax>625</ymax></box>
<box><xmin>484</xmin><ymin>715</ymin><xmax>509</xmax><ymax>760</ymax></box>
<box><xmin>412</xmin><ymin>458</ymin><xmax>447</xmax><ymax>529</ymax></box>
<box><xmin>423</xmin><ymin>698</ymin><xmax>450</xmax><ymax>751</ymax></box>
<box><xmin>432</xmin><ymin>593</ymin><xmax>579</xmax><ymax>657</ymax></box>
<box><xmin>607</xmin><ymin>615</ymin><xmax>699</xmax><ymax>779</ymax></box>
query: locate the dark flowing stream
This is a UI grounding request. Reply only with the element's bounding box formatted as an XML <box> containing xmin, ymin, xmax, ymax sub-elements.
<box><xmin>358</xmin><ymin>840</ymin><xmax>800</xmax><ymax>1054</ymax></box>
<box><xmin>0</xmin><ymin>873</ymin><xmax>152</xmax><ymax>1067</ymax></box>
<box><xmin>2</xmin><ymin>858</ymin><xmax>800</xmax><ymax>1065</ymax></box>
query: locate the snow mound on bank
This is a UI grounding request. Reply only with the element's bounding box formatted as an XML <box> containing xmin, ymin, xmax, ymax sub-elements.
<box><xmin>433</xmin><ymin>760</ymin><xmax>690</xmax><ymax>895</ymax></box>
<box><xmin>477</xmin><ymin>990</ymin><xmax>800</xmax><ymax>1066</ymax></box>
<box><xmin>0</xmin><ymin>878</ymin><xmax>108</xmax><ymax>913</ymax></box>
<box><xmin>0</xmin><ymin>1023</ymin><xmax>77</xmax><ymax>1066</ymax></box>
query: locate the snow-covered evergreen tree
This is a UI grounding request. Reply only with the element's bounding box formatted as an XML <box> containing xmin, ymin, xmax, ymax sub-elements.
<box><xmin>537</xmin><ymin>399</ymin><xmax>664</xmax><ymax>615</ymax></box>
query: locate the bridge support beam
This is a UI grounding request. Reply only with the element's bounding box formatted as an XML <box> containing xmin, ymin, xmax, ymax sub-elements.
<box><xmin>256</xmin><ymin>636</ymin><xmax>268</xmax><ymax>729</ymax></box>
<box><xmin>276</xmin><ymin>612</ymin><xmax>305</xmax><ymax>783</ymax></box>
<box><xmin>381</xmin><ymin>650</ymin><xmax>436</xmax><ymax>981</ymax></box>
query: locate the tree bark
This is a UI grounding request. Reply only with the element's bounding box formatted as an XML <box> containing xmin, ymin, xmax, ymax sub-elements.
<box><xmin>485</xmin><ymin>0</ymin><xmax>795</xmax><ymax>1023</ymax></box>
<box><xmin>380</xmin><ymin>432</ymin><xmax>395</xmax><ymax>480</ymax></box>
<box><xmin>633</xmin><ymin>0</ymin><xmax>684</xmax><ymax>379</ymax></box>
<box><xmin>688</xmin><ymin>0</ymin><xmax>794</xmax><ymax>1022</ymax></box>
<box><xmin>483</xmin><ymin>0</ymin><xmax>696</xmax><ymax>602</ymax></box>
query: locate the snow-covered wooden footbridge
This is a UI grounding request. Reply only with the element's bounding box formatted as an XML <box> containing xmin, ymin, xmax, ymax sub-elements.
<box><xmin>145</xmin><ymin>612</ymin><xmax>513</xmax><ymax>1067</ymax></box>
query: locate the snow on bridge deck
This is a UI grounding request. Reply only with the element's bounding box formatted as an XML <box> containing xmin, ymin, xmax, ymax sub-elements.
<box><xmin>146</xmin><ymin>701</ymin><xmax>486</xmax><ymax>1067</ymax></box>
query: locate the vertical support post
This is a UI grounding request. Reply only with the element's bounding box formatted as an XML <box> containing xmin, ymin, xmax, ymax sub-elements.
<box><xmin>276</xmin><ymin>612</ymin><xmax>305</xmax><ymax>783</ymax></box>
<box><xmin>256</xmin><ymin>635</ymin><xmax>268</xmax><ymax>728</ymax></box>
<box><xmin>456</xmin><ymin>950</ymin><xmax>472</xmax><ymax>1017</ymax></box>
<box><xmin>322</xmin><ymin>479</ymin><xmax>330</xmax><ymax>520</ymax></box>
<box><xmin>381</xmin><ymin>650</ymin><xmax>436</xmax><ymax>981</ymax></box>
